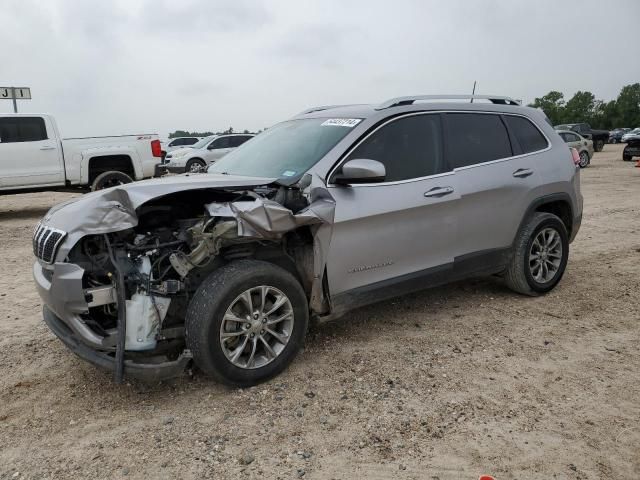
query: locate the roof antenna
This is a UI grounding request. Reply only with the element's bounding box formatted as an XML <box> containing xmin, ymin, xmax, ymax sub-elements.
<box><xmin>470</xmin><ymin>81</ymin><xmax>477</xmax><ymax>103</ymax></box>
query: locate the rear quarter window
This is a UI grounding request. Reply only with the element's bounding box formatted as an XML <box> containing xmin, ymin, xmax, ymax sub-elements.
<box><xmin>504</xmin><ymin>115</ymin><xmax>548</xmax><ymax>153</ymax></box>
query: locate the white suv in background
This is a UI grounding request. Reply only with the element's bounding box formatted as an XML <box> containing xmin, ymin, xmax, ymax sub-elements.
<box><xmin>161</xmin><ymin>133</ymin><xmax>254</xmax><ymax>173</ymax></box>
<box><xmin>161</xmin><ymin>136</ymin><xmax>202</xmax><ymax>157</ymax></box>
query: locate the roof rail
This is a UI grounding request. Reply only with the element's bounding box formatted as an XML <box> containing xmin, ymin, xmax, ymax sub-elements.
<box><xmin>297</xmin><ymin>105</ymin><xmax>347</xmax><ymax>115</ymax></box>
<box><xmin>376</xmin><ymin>94</ymin><xmax>521</xmax><ymax>110</ymax></box>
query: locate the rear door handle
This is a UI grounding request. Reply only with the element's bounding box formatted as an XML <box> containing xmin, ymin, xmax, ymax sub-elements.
<box><xmin>424</xmin><ymin>186</ymin><xmax>454</xmax><ymax>197</ymax></box>
<box><xmin>39</xmin><ymin>145</ymin><xmax>56</xmax><ymax>151</ymax></box>
<box><xmin>513</xmin><ymin>168</ymin><xmax>533</xmax><ymax>178</ymax></box>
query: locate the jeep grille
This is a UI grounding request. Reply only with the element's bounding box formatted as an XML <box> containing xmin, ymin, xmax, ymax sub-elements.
<box><xmin>33</xmin><ymin>223</ymin><xmax>66</xmax><ymax>264</ymax></box>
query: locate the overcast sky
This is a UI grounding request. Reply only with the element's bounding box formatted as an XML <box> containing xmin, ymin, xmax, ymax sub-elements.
<box><xmin>1</xmin><ymin>0</ymin><xmax>638</xmax><ymax>137</ymax></box>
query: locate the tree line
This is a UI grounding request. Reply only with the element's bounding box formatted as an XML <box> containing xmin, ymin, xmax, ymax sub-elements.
<box><xmin>529</xmin><ymin>83</ymin><xmax>640</xmax><ymax>129</ymax></box>
<box><xmin>168</xmin><ymin>127</ymin><xmax>257</xmax><ymax>138</ymax></box>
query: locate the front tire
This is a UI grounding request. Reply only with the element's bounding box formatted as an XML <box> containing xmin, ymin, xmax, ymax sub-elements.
<box><xmin>504</xmin><ymin>212</ymin><xmax>569</xmax><ymax>296</ymax></box>
<box><xmin>91</xmin><ymin>171</ymin><xmax>133</xmax><ymax>191</ymax></box>
<box><xmin>186</xmin><ymin>158</ymin><xmax>206</xmax><ymax>173</ymax></box>
<box><xmin>186</xmin><ymin>260</ymin><xmax>309</xmax><ymax>386</ymax></box>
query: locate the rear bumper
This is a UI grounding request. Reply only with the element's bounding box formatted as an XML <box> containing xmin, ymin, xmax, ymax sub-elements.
<box><xmin>44</xmin><ymin>306</ymin><xmax>190</xmax><ymax>382</ymax></box>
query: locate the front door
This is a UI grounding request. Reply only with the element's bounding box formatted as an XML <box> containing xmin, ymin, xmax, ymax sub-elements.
<box><xmin>205</xmin><ymin>136</ymin><xmax>233</xmax><ymax>163</ymax></box>
<box><xmin>326</xmin><ymin>113</ymin><xmax>459</xmax><ymax>296</ymax></box>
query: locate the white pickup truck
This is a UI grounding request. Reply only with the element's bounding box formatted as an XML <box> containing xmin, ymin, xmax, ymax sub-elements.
<box><xmin>0</xmin><ymin>114</ymin><xmax>163</xmax><ymax>193</ymax></box>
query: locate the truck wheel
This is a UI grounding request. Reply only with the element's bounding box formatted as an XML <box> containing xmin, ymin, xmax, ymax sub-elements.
<box><xmin>186</xmin><ymin>158</ymin><xmax>206</xmax><ymax>173</ymax></box>
<box><xmin>91</xmin><ymin>171</ymin><xmax>133</xmax><ymax>191</ymax></box>
<box><xmin>623</xmin><ymin>154</ymin><xmax>632</xmax><ymax>161</ymax></box>
<box><xmin>578</xmin><ymin>151</ymin><xmax>590</xmax><ymax>168</ymax></box>
<box><xmin>186</xmin><ymin>260</ymin><xmax>309</xmax><ymax>386</ymax></box>
<box><xmin>504</xmin><ymin>212</ymin><xmax>569</xmax><ymax>296</ymax></box>
<box><xmin>594</xmin><ymin>139</ymin><xmax>604</xmax><ymax>152</ymax></box>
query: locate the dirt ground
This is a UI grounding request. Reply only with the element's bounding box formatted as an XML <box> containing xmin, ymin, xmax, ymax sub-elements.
<box><xmin>0</xmin><ymin>145</ymin><xmax>638</xmax><ymax>480</ymax></box>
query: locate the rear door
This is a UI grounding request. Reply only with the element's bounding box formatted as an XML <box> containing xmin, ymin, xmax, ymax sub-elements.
<box><xmin>326</xmin><ymin>113</ymin><xmax>459</xmax><ymax>295</ymax></box>
<box><xmin>0</xmin><ymin>116</ymin><xmax>64</xmax><ymax>188</ymax></box>
<box><xmin>446</xmin><ymin>112</ymin><xmax>545</xmax><ymax>266</ymax></box>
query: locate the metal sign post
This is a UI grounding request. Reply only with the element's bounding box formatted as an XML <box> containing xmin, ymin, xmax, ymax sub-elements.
<box><xmin>0</xmin><ymin>87</ymin><xmax>32</xmax><ymax>113</ymax></box>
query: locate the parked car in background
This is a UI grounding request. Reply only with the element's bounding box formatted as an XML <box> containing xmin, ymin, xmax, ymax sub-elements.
<box><xmin>623</xmin><ymin>139</ymin><xmax>640</xmax><ymax>161</ymax></box>
<box><xmin>621</xmin><ymin>128</ymin><xmax>640</xmax><ymax>143</ymax></box>
<box><xmin>33</xmin><ymin>94</ymin><xmax>582</xmax><ymax>385</ymax></box>
<box><xmin>0</xmin><ymin>114</ymin><xmax>162</xmax><ymax>193</ymax></box>
<box><xmin>557</xmin><ymin>130</ymin><xmax>593</xmax><ymax>168</ymax></box>
<box><xmin>554</xmin><ymin>123</ymin><xmax>609</xmax><ymax>152</ymax></box>
<box><xmin>160</xmin><ymin>133</ymin><xmax>254</xmax><ymax>173</ymax></box>
<box><xmin>609</xmin><ymin>128</ymin><xmax>631</xmax><ymax>143</ymax></box>
<box><xmin>161</xmin><ymin>136</ymin><xmax>201</xmax><ymax>157</ymax></box>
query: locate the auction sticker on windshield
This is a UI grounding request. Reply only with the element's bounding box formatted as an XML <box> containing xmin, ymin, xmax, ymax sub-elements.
<box><xmin>321</xmin><ymin>118</ymin><xmax>362</xmax><ymax>127</ymax></box>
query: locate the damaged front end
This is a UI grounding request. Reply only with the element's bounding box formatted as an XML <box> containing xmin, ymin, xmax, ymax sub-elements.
<box><xmin>34</xmin><ymin>174</ymin><xmax>335</xmax><ymax>381</ymax></box>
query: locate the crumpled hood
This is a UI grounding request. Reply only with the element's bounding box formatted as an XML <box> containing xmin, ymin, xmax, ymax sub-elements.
<box><xmin>42</xmin><ymin>173</ymin><xmax>277</xmax><ymax>259</ymax></box>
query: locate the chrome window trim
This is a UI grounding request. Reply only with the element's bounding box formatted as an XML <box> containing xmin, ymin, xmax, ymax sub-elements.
<box><xmin>326</xmin><ymin>110</ymin><xmax>551</xmax><ymax>187</ymax></box>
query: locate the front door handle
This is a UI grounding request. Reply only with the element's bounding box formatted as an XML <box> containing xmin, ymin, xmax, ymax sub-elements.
<box><xmin>424</xmin><ymin>186</ymin><xmax>454</xmax><ymax>198</ymax></box>
<box><xmin>513</xmin><ymin>168</ymin><xmax>533</xmax><ymax>178</ymax></box>
<box><xmin>39</xmin><ymin>145</ymin><xmax>56</xmax><ymax>151</ymax></box>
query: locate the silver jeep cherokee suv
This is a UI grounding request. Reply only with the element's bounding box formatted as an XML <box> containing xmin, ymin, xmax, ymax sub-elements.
<box><xmin>33</xmin><ymin>95</ymin><xmax>582</xmax><ymax>386</ymax></box>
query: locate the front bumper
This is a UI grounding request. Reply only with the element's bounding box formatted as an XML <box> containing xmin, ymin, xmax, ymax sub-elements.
<box><xmin>34</xmin><ymin>261</ymin><xmax>190</xmax><ymax>381</ymax></box>
<box><xmin>155</xmin><ymin>164</ymin><xmax>186</xmax><ymax>175</ymax></box>
<box><xmin>44</xmin><ymin>306</ymin><xmax>190</xmax><ymax>382</ymax></box>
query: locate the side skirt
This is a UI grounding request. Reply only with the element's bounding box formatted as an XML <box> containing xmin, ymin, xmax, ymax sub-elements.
<box><xmin>320</xmin><ymin>248</ymin><xmax>510</xmax><ymax>322</ymax></box>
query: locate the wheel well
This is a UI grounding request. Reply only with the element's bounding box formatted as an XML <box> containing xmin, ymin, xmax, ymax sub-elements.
<box><xmin>535</xmin><ymin>200</ymin><xmax>572</xmax><ymax>237</ymax></box>
<box><xmin>88</xmin><ymin>155</ymin><xmax>134</xmax><ymax>184</ymax></box>
<box><xmin>187</xmin><ymin>158</ymin><xmax>205</xmax><ymax>164</ymax></box>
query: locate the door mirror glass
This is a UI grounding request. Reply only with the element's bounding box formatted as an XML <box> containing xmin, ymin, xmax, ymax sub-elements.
<box><xmin>334</xmin><ymin>159</ymin><xmax>386</xmax><ymax>185</ymax></box>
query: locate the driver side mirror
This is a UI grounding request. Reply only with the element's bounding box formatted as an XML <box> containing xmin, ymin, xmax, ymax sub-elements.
<box><xmin>333</xmin><ymin>159</ymin><xmax>386</xmax><ymax>185</ymax></box>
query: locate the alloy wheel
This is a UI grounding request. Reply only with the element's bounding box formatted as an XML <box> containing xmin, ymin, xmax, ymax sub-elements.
<box><xmin>528</xmin><ymin>227</ymin><xmax>563</xmax><ymax>284</ymax></box>
<box><xmin>219</xmin><ymin>286</ymin><xmax>294</xmax><ymax>369</ymax></box>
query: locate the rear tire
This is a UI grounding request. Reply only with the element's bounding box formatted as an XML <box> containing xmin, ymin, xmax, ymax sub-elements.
<box><xmin>186</xmin><ymin>158</ymin><xmax>206</xmax><ymax>173</ymax></box>
<box><xmin>594</xmin><ymin>139</ymin><xmax>604</xmax><ymax>152</ymax></box>
<box><xmin>623</xmin><ymin>153</ymin><xmax>632</xmax><ymax>161</ymax></box>
<box><xmin>504</xmin><ymin>212</ymin><xmax>569</xmax><ymax>296</ymax></box>
<box><xmin>91</xmin><ymin>171</ymin><xmax>133</xmax><ymax>191</ymax></box>
<box><xmin>186</xmin><ymin>260</ymin><xmax>309</xmax><ymax>386</ymax></box>
<box><xmin>578</xmin><ymin>151</ymin><xmax>590</xmax><ymax>168</ymax></box>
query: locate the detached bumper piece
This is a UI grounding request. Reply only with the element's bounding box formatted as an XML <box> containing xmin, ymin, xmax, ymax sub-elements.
<box><xmin>43</xmin><ymin>306</ymin><xmax>190</xmax><ymax>382</ymax></box>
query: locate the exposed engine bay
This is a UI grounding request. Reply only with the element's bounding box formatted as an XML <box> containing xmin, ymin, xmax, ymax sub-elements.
<box><xmin>63</xmin><ymin>183</ymin><xmax>327</xmax><ymax>375</ymax></box>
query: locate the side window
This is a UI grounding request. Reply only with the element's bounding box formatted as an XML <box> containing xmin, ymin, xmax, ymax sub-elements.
<box><xmin>209</xmin><ymin>137</ymin><xmax>230</xmax><ymax>149</ymax></box>
<box><xmin>503</xmin><ymin>115</ymin><xmax>548</xmax><ymax>153</ymax></box>
<box><xmin>184</xmin><ymin>137</ymin><xmax>198</xmax><ymax>146</ymax></box>
<box><xmin>559</xmin><ymin>133</ymin><xmax>569</xmax><ymax>143</ymax></box>
<box><xmin>568</xmin><ymin>133</ymin><xmax>580</xmax><ymax>142</ymax></box>
<box><xmin>0</xmin><ymin>117</ymin><xmax>47</xmax><ymax>143</ymax></box>
<box><xmin>168</xmin><ymin>139</ymin><xmax>179</xmax><ymax>147</ymax></box>
<box><xmin>230</xmin><ymin>135</ymin><xmax>252</xmax><ymax>148</ymax></box>
<box><xmin>345</xmin><ymin>114</ymin><xmax>445</xmax><ymax>182</ymax></box>
<box><xmin>445</xmin><ymin>113</ymin><xmax>512</xmax><ymax>168</ymax></box>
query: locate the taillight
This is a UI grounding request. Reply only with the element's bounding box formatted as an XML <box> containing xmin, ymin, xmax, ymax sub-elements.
<box><xmin>151</xmin><ymin>139</ymin><xmax>162</xmax><ymax>158</ymax></box>
<box><xmin>570</xmin><ymin>147</ymin><xmax>580</xmax><ymax>166</ymax></box>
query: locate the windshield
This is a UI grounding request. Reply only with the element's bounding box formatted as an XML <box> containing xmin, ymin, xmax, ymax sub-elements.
<box><xmin>207</xmin><ymin>118</ymin><xmax>359</xmax><ymax>179</ymax></box>
<box><xmin>192</xmin><ymin>135</ymin><xmax>216</xmax><ymax>149</ymax></box>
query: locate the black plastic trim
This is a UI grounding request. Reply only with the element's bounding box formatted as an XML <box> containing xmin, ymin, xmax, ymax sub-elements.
<box><xmin>329</xmin><ymin>248</ymin><xmax>509</xmax><ymax>317</ymax></box>
<box><xmin>43</xmin><ymin>306</ymin><xmax>190</xmax><ymax>382</ymax></box>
